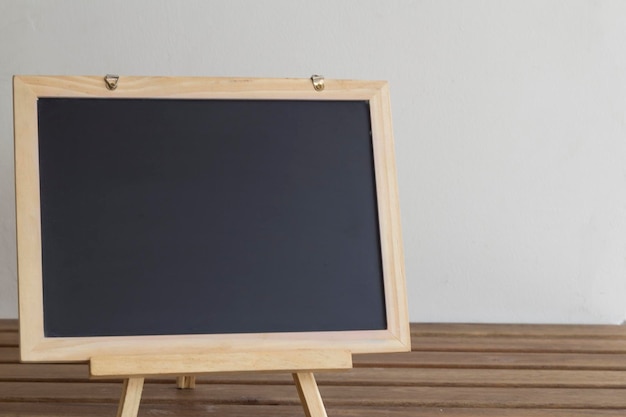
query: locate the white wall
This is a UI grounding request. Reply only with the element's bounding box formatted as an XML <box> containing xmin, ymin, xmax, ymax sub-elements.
<box><xmin>1</xmin><ymin>0</ymin><xmax>625</xmax><ymax>323</ymax></box>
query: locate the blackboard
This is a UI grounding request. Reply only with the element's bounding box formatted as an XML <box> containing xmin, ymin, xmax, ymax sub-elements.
<box><xmin>38</xmin><ymin>97</ymin><xmax>385</xmax><ymax>337</ymax></box>
<box><xmin>14</xmin><ymin>76</ymin><xmax>409</xmax><ymax>362</ymax></box>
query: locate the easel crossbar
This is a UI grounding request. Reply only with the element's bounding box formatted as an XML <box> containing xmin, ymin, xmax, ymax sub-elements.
<box><xmin>90</xmin><ymin>349</ymin><xmax>352</xmax><ymax>378</ymax></box>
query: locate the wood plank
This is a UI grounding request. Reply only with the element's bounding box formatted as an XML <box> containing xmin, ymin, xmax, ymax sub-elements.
<box><xmin>130</xmin><ymin>384</ymin><xmax>626</xmax><ymax>409</ymax></box>
<box><xmin>6</xmin><ymin>346</ymin><xmax>626</xmax><ymax>371</ymax></box>
<box><xmin>411</xmin><ymin>323</ymin><xmax>626</xmax><ymax>339</ymax></box>
<box><xmin>3</xmin><ymin>382</ymin><xmax>626</xmax><ymax>409</ymax></box>
<box><xmin>4</xmin><ymin>364</ymin><xmax>626</xmax><ymax>388</ymax></box>
<box><xmin>6</xmin><ymin>347</ymin><xmax>626</xmax><ymax>371</ymax></box>
<box><xmin>0</xmin><ymin>364</ymin><xmax>89</xmax><ymax>381</ymax></box>
<box><xmin>0</xmin><ymin>347</ymin><xmax>19</xmax><ymax>363</ymax></box>
<box><xmin>2</xmin><ymin>403</ymin><xmax>625</xmax><ymax>417</ymax></box>
<box><xmin>410</xmin><ymin>336</ymin><xmax>626</xmax><ymax>353</ymax></box>
<box><xmin>5</xmin><ymin>322</ymin><xmax>626</xmax><ymax>416</ymax></box>
<box><xmin>0</xmin><ymin>332</ymin><xmax>18</xmax><ymax>347</ymax></box>
<box><xmin>3</xmin><ymin>364</ymin><xmax>626</xmax><ymax>389</ymax></box>
<box><xmin>0</xmin><ymin>320</ymin><xmax>18</xmax><ymax>332</ymax></box>
<box><xmin>201</xmin><ymin>368</ymin><xmax>626</xmax><ymax>388</ymax></box>
<box><xmin>355</xmin><ymin>352</ymin><xmax>626</xmax><ymax>370</ymax></box>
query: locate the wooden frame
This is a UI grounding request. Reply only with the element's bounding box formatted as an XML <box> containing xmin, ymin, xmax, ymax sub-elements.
<box><xmin>14</xmin><ymin>75</ymin><xmax>410</xmax><ymax>362</ymax></box>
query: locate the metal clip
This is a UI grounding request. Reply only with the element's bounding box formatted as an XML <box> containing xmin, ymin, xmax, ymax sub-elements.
<box><xmin>310</xmin><ymin>75</ymin><xmax>325</xmax><ymax>92</ymax></box>
<box><xmin>104</xmin><ymin>74</ymin><xmax>119</xmax><ymax>90</ymax></box>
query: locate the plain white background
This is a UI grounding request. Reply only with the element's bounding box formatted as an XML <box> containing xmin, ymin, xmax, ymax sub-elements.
<box><xmin>1</xmin><ymin>1</ymin><xmax>625</xmax><ymax>323</ymax></box>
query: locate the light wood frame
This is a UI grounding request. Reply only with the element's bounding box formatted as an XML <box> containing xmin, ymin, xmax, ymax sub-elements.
<box><xmin>14</xmin><ymin>75</ymin><xmax>410</xmax><ymax>362</ymax></box>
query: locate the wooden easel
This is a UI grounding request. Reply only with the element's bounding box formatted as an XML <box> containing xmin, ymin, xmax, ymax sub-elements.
<box><xmin>90</xmin><ymin>349</ymin><xmax>352</xmax><ymax>417</ymax></box>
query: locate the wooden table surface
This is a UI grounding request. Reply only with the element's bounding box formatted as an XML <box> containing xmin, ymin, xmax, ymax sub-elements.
<box><xmin>1</xmin><ymin>319</ymin><xmax>626</xmax><ymax>416</ymax></box>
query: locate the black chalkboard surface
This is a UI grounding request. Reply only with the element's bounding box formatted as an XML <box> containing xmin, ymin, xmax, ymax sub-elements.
<box><xmin>37</xmin><ymin>98</ymin><xmax>386</xmax><ymax>337</ymax></box>
<box><xmin>15</xmin><ymin>76</ymin><xmax>409</xmax><ymax>362</ymax></box>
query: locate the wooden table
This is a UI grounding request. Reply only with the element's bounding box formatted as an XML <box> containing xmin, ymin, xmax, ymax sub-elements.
<box><xmin>2</xmin><ymin>320</ymin><xmax>626</xmax><ymax>416</ymax></box>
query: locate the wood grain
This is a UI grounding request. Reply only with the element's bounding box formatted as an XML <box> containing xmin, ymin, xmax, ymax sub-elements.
<box><xmin>355</xmin><ymin>351</ymin><xmax>626</xmax><ymax>370</ymax></box>
<box><xmin>0</xmin><ymin>320</ymin><xmax>18</xmax><ymax>332</ymax></box>
<box><xmin>410</xmin><ymin>323</ymin><xmax>626</xmax><ymax>338</ymax></box>
<box><xmin>294</xmin><ymin>372</ymin><xmax>328</xmax><ymax>417</ymax></box>
<box><xmin>5</xmin><ymin>364</ymin><xmax>626</xmax><ymax>388</ymax></box>
<box><xmin>410</xmin><ymin>336</ymin><xmax>626</xmax><ymax>353</ymax></box>
<box><xmin>13</xmin><ymin>75</ymin><xmax>410</xmax><ymax>362</ymax></box>
<box><xmin>0</xmin><ymin>333</ymin><xmax>17</xmax><ymax>347</ymax></box>
<box><xmin>3</xmin><ymin>382</ymin><xmax>626</xmax><ymax>408</ymax></box>
<box><xmin>2</xmin><ymin>403</ymin><xmax>626</xmax><ymax>417</ymax></box>
<box><xmin>116</xmin><ymin>378</ymin><xmax>144</xmax><ymax>417</ymax></box>
<box><xmin>90</xmin><ymin>350</ymin><xmax>352</xmax><ymax>377</ymax></box>
<box><xmin>2</xmin><ymin>321</ymin><xmax>626</xmax><ymax>416</ymax></box>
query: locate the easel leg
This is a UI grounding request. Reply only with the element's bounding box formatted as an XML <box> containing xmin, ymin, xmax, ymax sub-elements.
<box><xmin>116</xmin><ymin>377</ymin><xmax>144</xmax><ymax>417</ymax></box>
<box><xmin>176</xmin><ymin>375</ymin><xmax>196</xmax><ymax>389</ymax></box>
<box><xmin>293</xmin><ymin>372</ymin><xmax>327</xmax><ymax>417</ymax></box>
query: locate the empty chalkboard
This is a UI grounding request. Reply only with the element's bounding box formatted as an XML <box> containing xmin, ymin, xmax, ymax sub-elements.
<box><xmin>15</xmin><ymin>76</ymin><xmax>409</xmax><ymax>362</ymax></box>
<box><xmin>38</xmin><ymin>97</ymin><xmax>385</xmax><ymax>337</ymax></box>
